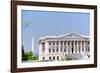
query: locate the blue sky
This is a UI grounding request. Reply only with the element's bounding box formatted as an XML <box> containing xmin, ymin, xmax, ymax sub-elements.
<box><xmin>21</xmin><ymin>10</ymin><xmax>90</xmax><ymax>55</ymax></box>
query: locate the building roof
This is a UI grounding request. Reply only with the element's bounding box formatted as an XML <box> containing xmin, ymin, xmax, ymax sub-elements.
<box><xmin>39</xmin><ymin>33</ymin><xmax>89</xmax><ymax>40</ymax></box>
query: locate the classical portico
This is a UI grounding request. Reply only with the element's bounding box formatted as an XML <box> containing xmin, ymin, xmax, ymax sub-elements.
<box><xmin>39</xmin><ymin>34</ymin><xmax>90</xmax><ymax>61</ymax></box>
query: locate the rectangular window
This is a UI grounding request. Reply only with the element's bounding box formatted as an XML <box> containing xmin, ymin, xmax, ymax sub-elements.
<box><xmin>56</xmin><ymin>47</ymin><xmax>59</xmax><ymax>52</ymax></box>
<box><xmin>49</xmin><ymin>42</ymin><xmax>51</xmax><ymax>45</ymax></box>
<box><xmin>42</xmin><ymin>43</ymin><xmax>45</xmax><ymax>53</ymax></box>
<box><xmin>60</xmin><ymin>47</ymin><xmax>62</xmax><ymax>51</ymax></box>
<box><xmin>53</xmin><ymin>48</ymin><xmax>55</xmax><ymax>53</ymax></box>
<box><xmin>64</xmin><ymin>48</ymin><xmax>66</xmax><ymax>52</ymax></box>
<box><xmin>49</xmin><ymin>48</ymin><xmax>51</xmax><ymax>53</ymax></box>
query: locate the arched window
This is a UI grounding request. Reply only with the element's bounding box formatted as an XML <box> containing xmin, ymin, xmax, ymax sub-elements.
<box><xmin>49</xmin><ymin>56</ymin><xmax>51</xmax><ymax>60</ymax></box>
<box><xmin>53</xmin><ymin>56</ymin><xmax>55</xmax><ymax>60</ymax></box>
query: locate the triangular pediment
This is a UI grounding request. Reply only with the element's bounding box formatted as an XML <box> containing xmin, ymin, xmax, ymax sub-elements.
<box><xmin>39</xmin><ymin>33</ymin><xmax>89</xmax><ymax>40</ymax></box>
<box><xmin>59</xmin><ymin>33</ymin><xmax>88</xmax><ymax>39</ymax></box>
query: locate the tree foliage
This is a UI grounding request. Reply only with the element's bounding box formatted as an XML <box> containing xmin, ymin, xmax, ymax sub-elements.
<box><xmin>22</xmin><ymin>46</ymin><xmax>38</xmax><ymax>61</ymax></box>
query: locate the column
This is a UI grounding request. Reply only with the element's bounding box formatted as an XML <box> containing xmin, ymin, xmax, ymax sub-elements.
<box><xmin>73</xmin><ymin>41</ymin><xmax>76</xmax><ymax>53</ymax></box>
<box><xmin>55</xmin><ymin>41</ymin><xmax>57</xmax><ymax>53</ymax></box>
<box><xmin>75</xmin><ymin>41</ymin><xmax>77</xmax><ymax>53</ymax></box>
<box><xmin>51</xmin><ymin>41</ymin><xmax>53</xmax><ymax>53</ymax></box>
<box><xmin>45</xmin><ymin>41</ymin><xmax>49</xmax><ymax>55</ymax></box>
<box><xmin>67</xmin><ymin>41</ymin><xmax>69</xmax><ymax>53</ymax></box>
<box><xmin>59</xmin><ymin>41</ymin><xmax>61</xmax><ymax>53</ymax></box>
<box><xmin>70</xmin><ymin>41</ymin><xmax>72</xmax><ymax>53</ymax></box>
<box><xmin>85</xmin><ymin>41</ymin><xmax>88</xmax><ymax>55</ymax></box>
<box><xmin>78</xmin><ymin>41</ymin><xmax>80</xmax><ymax>53</ymax></box>
<box><xmin>68</xmin><ymin>41</ymin><xmax>70</xmax><ymax>53</ymax></box>
<box><xmin>53</xmin><ymin>41</ymin><xmax>55</xmax><ymax>53</ymax></box>
<box><xmin>77</xmin><ymin>41</ymin><xmax>79</xmax><ymax>53</ymax></box>
<box><xmin>83</xmin><ymin>41</ymin><xmax>86</xmax><ymax>54</ymax></box>
<box><xmin>62</xmin><ymin>41</ymin><xmax>65</xmax><ymax>59</ymax></box>
<box><xmin>63</xmin><ymin>41</ymin><xmax>64</xmax><ymax>52</ymax></box>
<box><xmin>83</xmin><ymin>41</ymin><xmax>85</xmax><ymax>52</ymax></box>
<box><xmin>80</xmin><ymin>41</ymin><xmax>83</xmax><ymax>53</ymax></box>
<box><xmin>66</xmin><ymin>41</ymin><xmax>68</xmax><ymax>54</ymax></box>
<box><xmin>54</xmin><ymin>41</ymin><xmax>55</xmax><ymax>50</ymax></box>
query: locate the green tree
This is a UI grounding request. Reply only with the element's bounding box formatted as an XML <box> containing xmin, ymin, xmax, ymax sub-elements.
<box><xmin>65</xmin><ymin>56</ymin><xmax>73</xmax><ymax>61</ymax></box>
<box><xmin>26</xmin><ymin>51</ymin><xmax>38</xmax><ymax>61</ymax></box>
<box><xmin>33</xmin><ymin>54</ymin><xmax>38</xmax><ymax>60</ymax></box>
<box><xmin>22</xmin><ymin>48</ymin><xmax>38</xmax><ymax>61</ymax></box>
<box><xmin>25</xmin><ymin>51</ymin><xmax>34</xmax><ymax>61</ymax></box>
<box><xmin>22</xmin><ymin>45</ymin><xmax>28</xmax><ymax>61</ymax></box>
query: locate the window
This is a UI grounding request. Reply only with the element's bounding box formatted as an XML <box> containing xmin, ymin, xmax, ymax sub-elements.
<box><xmin>88</xmin><ymin>41</ymin><xmax>89</xmax><ymax>45</ymax></box>
<box><xmin>53</xmin><ymin>42</ymin><xmax>55</xmax><ymax>45</ymax></box>
<box><xmin>53</xmin><ymin>48</ymin><xmax>55</xmax><ymax>53</ymax></box>
<box><xmin>49</xmin><ymin>56</ymin><xmax>51</xmax><ymax>60</ymax></box>
<box><xmin>68</xmin><ymin>42</ymin><xmax>70</xmax><ymax>53</ymax></box>
<box><xmin>72</xmin><ymin>48</ymin><xmax>73</xmax><ymax>53</ymax></box>
<box><xmin>61</xmin><ymin>42</ymin><xmax>63</xmax><ymax>46</ymax></box>
<box><xmin>57</xmin><ymin>56</ymin><xmax>59</xmax><ymax>60</ymax></box>
<box><xmin>49</xmin><ymin>42</ymin><xmax>51</xmax><ymax>45</ymax></box>
<box><xmin>57</xmin><ymin>42</ymin><xmax>58</xmax><ymax>45</ymax></box>
<box><xmin>56</xmin><ymin>42</ymin><xmax>59</xmax><ymax>48</ymax></box>
<box><xmin>60</xmin><ymin>47</ymin><xmax>62</xmax><ymax>51</ymax></box>
<box><xmin>88</xmin><ymin>48</ymin><xmax>90</xmax><ymax>51</ymax></box>
<box><xmin>56</xmin><ymin>47</ymin><xmax>59</xmax><ymax>52</ymax></box>
<box><xmin>53</xmin><ymin>56</ymin><xmax>55</xmax><ymax>60</ymax></box>
<box><xmin>43</xmin><ymin>57</ymin><xmax>45</xmax><ymax>60</ymax></box>
<box><xmin>49</xmin><ymin>48</ymin><xmax>51</xmax><ymax>53</ymax></box>
<box><xmin>64</xmin><ymin>42</ymin><xmax>66</xmax><ymax>45</ymax></box>
<box><xmin>64</xmin><ymin>48</ymin><xmax>66</xmax><ymax>52</ymax></box>
<box><xmin>42</xmin><ymin>42</ymin><xmax>45</xmax><ymax>53</ymax></box>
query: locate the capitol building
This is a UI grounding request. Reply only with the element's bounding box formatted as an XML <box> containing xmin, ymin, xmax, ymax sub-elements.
<box><xmin>38</xmin><ymin>33</ymin><xmax>90</xmax><ymax>61</ymax></box>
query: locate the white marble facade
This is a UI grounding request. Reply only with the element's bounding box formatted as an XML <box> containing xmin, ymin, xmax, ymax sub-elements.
<box><xmin>39</xmin><ymin>34</ymin><xmax>90</xmax><ymax>61</ymax></box>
